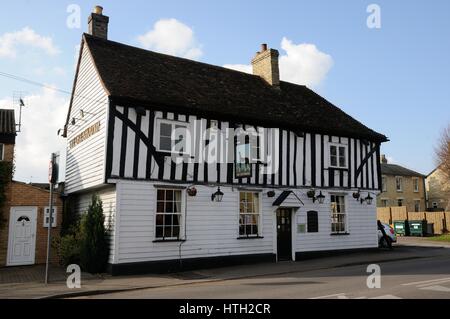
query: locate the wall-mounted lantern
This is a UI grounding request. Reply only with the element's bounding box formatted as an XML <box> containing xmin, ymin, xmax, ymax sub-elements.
<box><xmin>307</xmin><ymin>189</ymin><xmax>325</xmax><ymax>204</ymax></box>
<box><xmin>211</xmin><ymin>187</ymin><xmax>224</xmax><ymax>202</ymax></box>
<box><xmin>361</xmin><ymin>193</ymin><xmax>374</xmax><ymax>205</ymax></box>
<box><xmin>354</xmin><ymin>190</ymin><xmax>374</xmax><ymax>205</ymax></box>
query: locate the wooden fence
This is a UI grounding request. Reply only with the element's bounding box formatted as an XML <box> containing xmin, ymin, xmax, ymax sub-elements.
<box><xmin>377</xmin><ymin>207</ymin><xmax>449</xmax><ymax>234</ymax></box>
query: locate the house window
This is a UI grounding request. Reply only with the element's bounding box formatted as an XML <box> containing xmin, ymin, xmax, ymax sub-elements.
<box><xmin>413</xmin><ymin>178</ymin><xmax>419</xmax><ymax>193</ymax></box>
<box><xmin>414</xmin><ymin>200</ymin><xmax>421</xmax><ymax>212</ymax></box>
<box><xmin>381</xmin><ymin>199</ymin><xmax>389</xmax><ymax>207</ymax></box>
<box><xmin>432</xmin><ymin>202</ymin><xmax>438</xmax><ymax>209</ymax></box>
<box><xmin>330</xmin><ymin>195</ymin><xmax>346</xmax><ymax>233</ymax></box>
<box><xmin>0</xmin><ymin>143</ymin><xmax>4</xmax><ymax>161</ymax></box>
<box><xmin>155</xmin><ymin>189</ymin><xmax>183</xmax><ymax>240</ymax></box>
<box><xmin>382</xmin><ymin>176</ymin><xmax>387</xmax><ymax>192</ymax></box>
<box><xmin>239</xmin><ymin>192</ymin><xmax>260</xmax><ymax>237</ymax></box>
<box><xmin>396</xmin><ymin>177</ymin><xmax>403</xmax><ymax>192</ymax></box>
<box><xmin>329</xmin><ymin>144</ymin><xmax>347</xmax><ymax>168</ymax></box>
<box><xmin>43</xmin><ymin>207</ymin><xmax>57</xmax><ymax>228</ymax></box>
<box><xmin>307</xmin><ymin>211</ymin><xmax>319</xmax><ymax>233</ymax></box>
<box><xmin>156</xmin><ymin>119</ymin><xmax>189</xmax><ymax>154</ymax></box>
<box><xmin>397</xmin><ymin>198</ymin><xmax>403</xmax><ymax>207</ymax></box>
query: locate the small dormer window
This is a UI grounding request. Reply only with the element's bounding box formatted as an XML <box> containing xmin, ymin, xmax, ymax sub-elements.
<box><xmin>329</xmin><ymin>143</ymin><xmax>347</xmax><ymax>169</ymax></box>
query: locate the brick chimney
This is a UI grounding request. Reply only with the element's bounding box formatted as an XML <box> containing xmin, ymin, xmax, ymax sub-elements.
<box><xmin>380</xmin><ymin>154</ymin><xmax>388</xmax><ymax>164</ymax></box>
<box><xmin>88</xmin><ymin>5</ymin><xmax>109</xmax><ymax>39</ymax></box>
<box><xmin>251</xmin><ymin>44</ymin><xmax>280</xmax><ymax>88</ymax></box>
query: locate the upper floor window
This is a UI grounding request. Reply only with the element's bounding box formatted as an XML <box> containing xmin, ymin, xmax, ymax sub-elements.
<box><xmin>382</xmin><ymin>176</ymin><xmax>387</xmax><ymax>192</ymax></box>
<box><xmin>155</xmin><ymin>189</ymin><xmax>183</xmax><ymax>240</ymax></box>
<box><xmin>239</xmin><ymin>192</ymin><xmax>261</xmax><ymax>237</ymax></box>
<box><xmin>396</xmin><ymin>177</ymin><xmax>403</xmax><ymax>192</ymax></box>
<box><xmin>156</xmin><ymin>119</ymin><xmax>189</xmax><ymax>154</ymax></box>
<box><xmin>0</xmin><ymin>143</ymin><xmax>4</xmax><ymax>161</ymax></box>
<box><xmin>329</xmin><ymin>144</ymin><xmax>347</xmax><ymax>169</ymax></box>
<box><xmin>330</xmin><ymin>195</ymin><xmax>346</xmax><ymax>233</ymax></box>
<box><xmin>413</xmin><ymin>178</ymin><xmax>419</xmax><ymax>193</ymax></box>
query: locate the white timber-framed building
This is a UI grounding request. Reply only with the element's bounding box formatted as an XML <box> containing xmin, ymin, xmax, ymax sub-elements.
<box><xmin>63</xmin><ymin>7</ymin><xmax>388</xmax><ymax>275</ymax></box>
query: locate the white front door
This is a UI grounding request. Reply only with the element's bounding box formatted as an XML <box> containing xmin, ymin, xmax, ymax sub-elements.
<box><xmin>7</xmin><ymin>207</ymin><xmax>37</xmax><ymax>266</ymax></box>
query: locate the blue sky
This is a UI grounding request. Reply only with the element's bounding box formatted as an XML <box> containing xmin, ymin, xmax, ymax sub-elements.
<box><xmin>0</xmin><ymin>0</ymin><xmax>449</xmax><ymax>182</ymax></box>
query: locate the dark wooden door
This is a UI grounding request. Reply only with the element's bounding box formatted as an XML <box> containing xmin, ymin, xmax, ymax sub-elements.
<box><xmin>276</xmin><ymin>209</ymin><xmax>292</xmax><ymax>261</ymax></box>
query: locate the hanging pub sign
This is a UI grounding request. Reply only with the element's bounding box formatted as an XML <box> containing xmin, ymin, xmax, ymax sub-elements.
<box><xmin>235</xmin><ymin>135</ymin><xmax>252</xmax><ymax>178</ymax></box>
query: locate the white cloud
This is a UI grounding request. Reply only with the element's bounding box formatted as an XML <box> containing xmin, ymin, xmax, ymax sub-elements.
<box><xmin>0</xmin><ymin>88</ymin><xmax>67</xmax><ymax>183</ymax></box>
<box><xmin>137</xmin><ymin>19</ymin><xmax>203</xmax><ymax>60</ymax></box>
<box><xmin>224</xmin><ymin>37</ymin><xmax>333</xmax><ymax>88</ymax></box>
<box><xmin>33</xmin><ymin>66</ymin><xmax>66</xmax><ymax>77</ymax></box>
<box><xmin>0</xmin><ymin>27</ymin><xmax>60</xmax><ymax>58</ymax></box>
<box><xmin>222</xmin><ymin>64</ymin><xmax>252</xmax><ymax>74</ymax></box>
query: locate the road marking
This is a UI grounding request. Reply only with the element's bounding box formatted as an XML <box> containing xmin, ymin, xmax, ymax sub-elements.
<box><xmin>419</xmin><ymin>285</ymin><xmax>450</xmax><ymax>292</ymax></box>
<box><xmin>309</xmin><ymin>293</ymin><xmax>347</xmax><ymax>299</ymax></box>
<box><xmin>369</xmin><ymin>295</ymin><xmax>402</xmax><ymax>299</ymax></box>
<box><xmin>402</xmin><ymin>277</ymin><xmax>450</xmax><ymax>286</ymax></box>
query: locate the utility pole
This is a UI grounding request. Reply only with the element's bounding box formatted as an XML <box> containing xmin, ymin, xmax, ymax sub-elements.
<box><xmin>45</xmin><ymin>152</ymin><xmax>59</xmax><ymax>284</ymax></box>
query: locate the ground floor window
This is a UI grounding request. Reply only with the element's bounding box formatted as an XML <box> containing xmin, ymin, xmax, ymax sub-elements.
<box><xmin>307</xmin><ymin>211</ymin><xmax>319</xmax><ymax>233</ymax></box>
<box><xmin>330</xmin><ymin>195</ymin><xmax>346</xmax><ymax>233</ymax></box>
<box><xmin>239</xmin><ymin>192</ymin><xmax>260</xmax><ymax>237</ymax></box>
<box><xmin>155</xmin><ymin>189</ymin><xmax>183</xmax><ymax>240</ymax></box>
<box><xmin>414</xmin><ymin>200</ymin><xmax>421</xmax><ymax>212</ymax></box>
<box><xmin>381</xmin><ymin>199</ymin><xmax>389</xmax><ymax>207</ymax></box>
<box><xmin>397</xmin><ymin>198</ymin><xmax>403</xmax><ymax>207</ymax></box>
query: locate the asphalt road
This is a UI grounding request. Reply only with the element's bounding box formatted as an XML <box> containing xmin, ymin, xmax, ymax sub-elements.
<box><xmin>76</xmin><ymin>248</ymin><xmax>450</xmax><ymax>299</ymax></box>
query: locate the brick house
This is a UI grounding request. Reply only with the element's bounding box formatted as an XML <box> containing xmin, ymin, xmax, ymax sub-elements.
<box><xmin>0</xmin><ymin>109</ymin><xmax>63</xmax><ymax>267</ymax></box>
<box><xmin>426</xmin><ymin>166</ymin><xmax>450</xmax><ymax>211</ymax></box>
<box><xmin>377</xmin><ymin>155</ymin><xmax>426</xmax><ymax>212</ymax></box>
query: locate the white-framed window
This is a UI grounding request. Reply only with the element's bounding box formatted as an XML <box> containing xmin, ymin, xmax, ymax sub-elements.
<box><xmin>329</xmin><ymin>144</ymin><xmax>347</xmax><ymax>168</ymax></box>
<box><xmin>381</xmin><ymin>199</ymin><xmax>389</xmax><ymax>207</ymax></box>
<box><xmin>397</xmin><ymin>198</ymin><xmax>404</xmax><ymax>207</ymax></box>
<box><xmin>432</xmin><ymin>202</ymin><xmax>438</xmax><ymax>209</ymax></box>
<box><xmin>155</xmin><ymin>189</ymin><xmax>183</xmax><ymax>240</ymax></box>
<box><xmin>156</xmin><ymin>119</ymin><xmax>189</xmax><ymax>154</ymax></box>
<box><xmin>239</xmin><ymin>192</ymin><xmax>261</xmax><ymax>237</ymax></box>
<box><xmin>414</xmin><ymin>200</ymin><xmax>421</xmax><ymax>212</ymax></box>
<box><xmin>330</xmin><ymin>195</ymin><xmax>346</xmax><ymax>233</ymax></box>
<box><xmin>382</xmin><ymin>176</ymin><xmax>387</xmax><ymax>192</ymax></box>
<box><xmin>0</xmin><ymin>143</ymin><xmax>4</xmax><ymax>161</ymax></box>
<box><xmin>396</xmin><ymin>176</ymin><xmax>403</xmax><ymax>192</ymax></box>
<box><xmin>413</xmin><ymin>178</ymin><xmax>419</xmax><ymax>193</ymax></box>
<box><xmin>43</xmin><ymin>207</ymin><xmax>57</xmax><ymax>228</ymax></box>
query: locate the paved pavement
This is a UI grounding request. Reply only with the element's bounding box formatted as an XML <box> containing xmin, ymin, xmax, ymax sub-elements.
<box><xmin>0</xmin><ymin>237</ymin><xmax>449</xmax><ymax>299</ymax></box>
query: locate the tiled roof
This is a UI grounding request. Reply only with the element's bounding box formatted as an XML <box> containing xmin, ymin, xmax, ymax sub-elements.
<box><xmin>81</xmin><ymin>34</ymin><xmax>387</xmax><ymax>142</ymax></box>
<box><xmin>381</xmin><ymin>163</ymin><xmax>425</xmax><ymax>177</ymax></box>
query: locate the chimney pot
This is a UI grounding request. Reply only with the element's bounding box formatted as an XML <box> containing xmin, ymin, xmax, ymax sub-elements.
<box><xmin>93</xmin><ymin>5</ymin><xmax>103</xmax><ymax>15</ymax></box>
<box><xmin>261</xmin><ymin>43</ymin><xmax>268</xmax><ymax>52</ymax></box>
<box><xmin>381</xmin><ymin>154</ymin><xmax>388</xmax><ymax>164</ymax></box>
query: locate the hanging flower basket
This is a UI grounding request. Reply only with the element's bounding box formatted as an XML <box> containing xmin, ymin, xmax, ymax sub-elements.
<box><xmin>187</xmin><ymin>186</ymin><xmax>197</xmax><ymax>196</ymax></box>
<box><xmin>307</xmin><ymin>189</ymin><xmax>315</xmax><ymax>199</ymax></box>
<box><xmin>352</xmin><ymin>192</ymin><xmax>360</xmax><ymax>200</ymax></box>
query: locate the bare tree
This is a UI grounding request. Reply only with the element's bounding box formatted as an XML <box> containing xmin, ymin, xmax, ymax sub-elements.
<box><xmin>435</xmin><ymin>124</ymin><xmax>450</xmax><ymax>180</ymax></box>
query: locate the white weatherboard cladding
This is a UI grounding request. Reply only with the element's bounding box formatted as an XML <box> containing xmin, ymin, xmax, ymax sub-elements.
<box><xmin>65</xmin><ymin>43</ymin><xmax>109</xmax><ymax>194</ymax></box>
<box><xmin>113</xmin><ymin>179</ymin><xmax>379</xmax><ymax>264</ymax></box>
<box><xmin>72</xmin><ymin>186</ymin><xmax>117</xmax><ymax>263</ymax></box>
